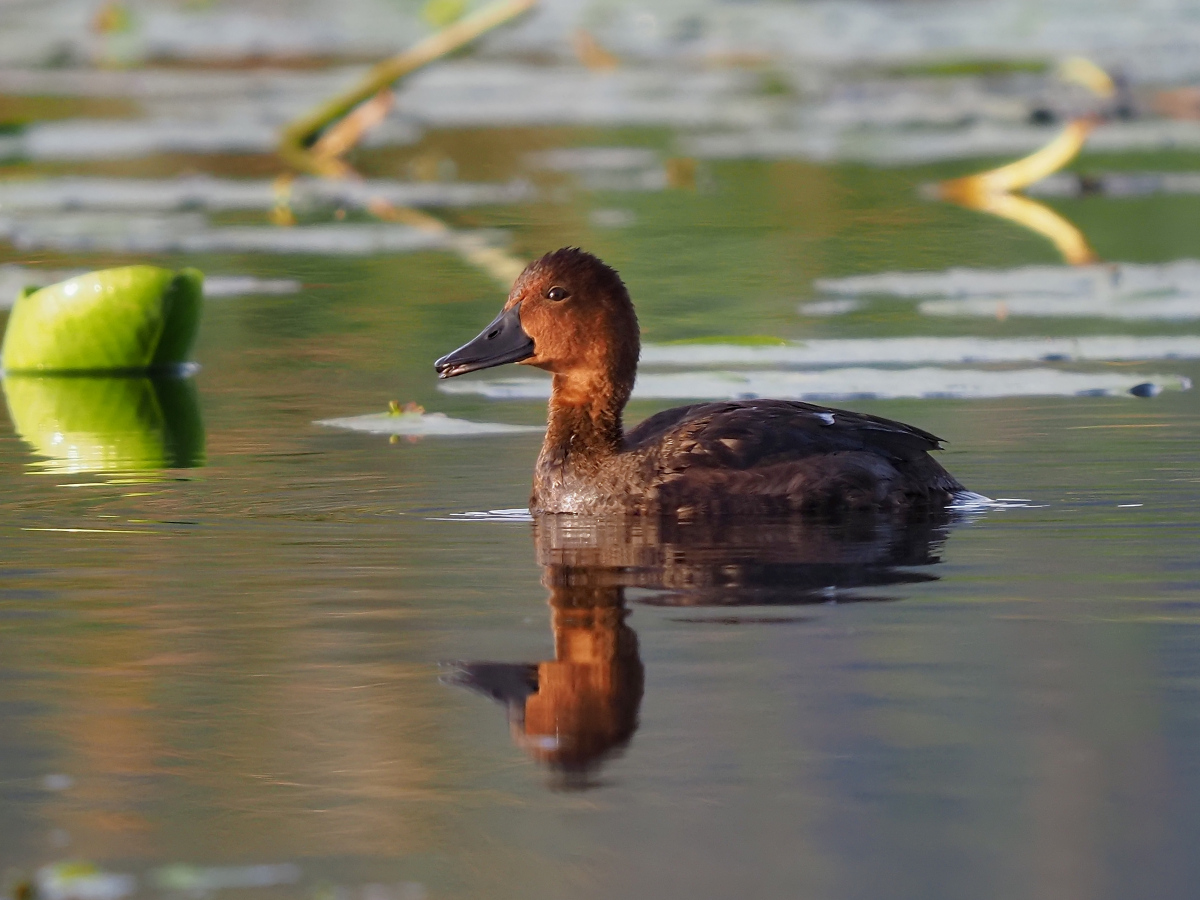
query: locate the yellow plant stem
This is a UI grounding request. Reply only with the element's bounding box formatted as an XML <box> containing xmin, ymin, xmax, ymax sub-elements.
<box><xmin>309</xmin><ymin>90</ymin><xmax>396</xmax><ymax>165</ymax></box>
<box><xmin>279</xmin><ymin>0</ymin><xmax>537</xmax><ymax>175</ymax></box>
<box><xmin>939</xmin><ymin>118</ymin><xmax>1095</xmax><ymax>201</ymax></box>
<box><xmin>368</xmin><ymin>199</ymin><xmax>528</xmax><ymax>285</ymax></box>
<box><xmin>936</xmin><ymin>117</ymin><xmax>1099</xmax><ymax>265</ymax></box>
<box><xmin>1058</xmin><ymin>56</ymin><xmax>1116</xmax><ymax>98</ymax></box>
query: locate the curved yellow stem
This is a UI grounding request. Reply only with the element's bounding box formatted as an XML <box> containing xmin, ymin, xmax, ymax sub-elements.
<box><xmin>940</xmin><ymin>118</ymin><xmax>1094</xmax><ymax>201</ymax></box>
<box><xmin>279</xmin><ymin>0</ymin><xmax>537</xmax><ymax>175</ymax></box>
<box><xmin>936</xmin><ymin>118</ymin><xmax>1099</xmax><ymax>265</ymax></box>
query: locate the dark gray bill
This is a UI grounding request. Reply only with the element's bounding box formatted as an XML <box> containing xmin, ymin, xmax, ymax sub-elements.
<box><xmin>434</xmin><ymin>301</ymin><xmax>535</xmax><ymax>378</ymax></box>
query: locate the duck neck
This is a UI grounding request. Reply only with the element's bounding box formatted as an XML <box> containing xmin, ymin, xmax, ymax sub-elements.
<box><xmin>540</xmin><ymin>371</ymin><xmax>629</xmax><ymax>476</ymax></box>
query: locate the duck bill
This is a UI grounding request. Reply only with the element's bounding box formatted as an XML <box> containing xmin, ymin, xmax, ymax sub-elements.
<box><xmin>434</xmin><ymin>301</ymin><xmax>535</xmax><ymax>379</ymax></box>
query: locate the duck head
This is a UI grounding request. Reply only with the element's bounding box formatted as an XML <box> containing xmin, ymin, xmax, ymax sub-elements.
<box><xmin>435</xmin><ymin>248</ymin><xmax>639</xmax><ymax>404</ymax></box>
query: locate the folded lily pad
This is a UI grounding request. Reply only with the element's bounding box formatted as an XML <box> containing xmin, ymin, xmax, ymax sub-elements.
<box><xmin>3</xmin><ymin>375</ymin><xmax>205</xmax><ymax>473</ymax></box>
<box><xmin>1</xmin><ymin>265</ymin><xmax>203</xmax><ymax>373</ymax></box>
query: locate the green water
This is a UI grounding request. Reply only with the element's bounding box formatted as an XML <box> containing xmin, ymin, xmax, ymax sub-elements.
<box><xmin>3</xmin><ymin>136</ymin><xmax>1200</xmax><ymax>899</ymax></box>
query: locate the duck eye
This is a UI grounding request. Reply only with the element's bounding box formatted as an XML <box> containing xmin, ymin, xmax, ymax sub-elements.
<box><xmin>546</xmin><ymin>286</ymin><xmax>569</xmax><ymax>301</ymax></box>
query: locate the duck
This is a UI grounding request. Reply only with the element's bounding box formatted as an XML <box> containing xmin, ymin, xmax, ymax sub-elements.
<box><xmin>434</xmin><ymin>247</ymin><xmax>965</xmax><ymax>517</ymax></box>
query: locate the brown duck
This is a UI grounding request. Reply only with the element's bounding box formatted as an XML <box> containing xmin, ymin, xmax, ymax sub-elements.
<box><xmin>435</xmin><ymin>248</ymin><xmax>965</xmax><ymax>516</ymax></box>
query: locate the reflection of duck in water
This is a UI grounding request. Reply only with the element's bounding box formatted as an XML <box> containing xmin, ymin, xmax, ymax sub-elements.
<box><xmin>449</xmin><ymin>511</ymin><xmax>955</xmax><ymax>782</ymax></box>
<box><xmin>436</xmin><ymin>248</ymin><xmax>965</xmax><ymax>516</ymax></box>
<box><xmin>452</xmin><ymin>570</ymin><xmax>643</xmax><ymax>786</ymax></box>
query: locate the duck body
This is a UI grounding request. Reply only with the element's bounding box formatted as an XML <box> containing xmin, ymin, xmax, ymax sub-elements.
<box><xmin>533</xmin><ymin>398</ymin><xmax>962</xmax><ymax>516</ymax></box>
<box><xmin>435</xmin><ymin>248</ymin><xmax>965</xmax><ymax>517</ymax></box>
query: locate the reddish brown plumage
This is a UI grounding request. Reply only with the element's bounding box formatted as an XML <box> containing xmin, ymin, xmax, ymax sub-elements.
<box><xmin>446</xmin><ymin>247</ymin><xmax>965</xmax><ymax>516</ymax></box>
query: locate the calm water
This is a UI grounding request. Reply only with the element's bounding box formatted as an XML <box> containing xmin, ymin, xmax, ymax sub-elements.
<box><xmin>3</xmin><ymin>134</ymin><xmax>1200</xmax><ymax>899</ymax></box>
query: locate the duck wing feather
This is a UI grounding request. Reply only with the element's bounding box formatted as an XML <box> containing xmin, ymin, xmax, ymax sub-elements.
<box><xmin>624</xmin><ymin>399</ymin><xmax>946</xmax><ymax>472</ymax></box>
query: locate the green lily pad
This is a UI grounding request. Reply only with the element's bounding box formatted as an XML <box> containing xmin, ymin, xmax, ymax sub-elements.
<box><xmin>3</xmin><ymin>375</ymin><xmax>205</xmax><ymax>474</ymax></box>
<box><xmin>1</xmin><ymin>265</ymin><xmax>203</xmax><ymax>373</ymax></box>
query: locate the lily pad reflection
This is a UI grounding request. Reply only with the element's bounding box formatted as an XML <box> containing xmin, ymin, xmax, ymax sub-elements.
<box><xmin>4</xmin><ymin>375</ymin><xmax>205</xmax><ymax>475</ymax></box>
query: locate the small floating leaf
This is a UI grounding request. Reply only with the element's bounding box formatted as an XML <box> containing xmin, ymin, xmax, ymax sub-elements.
<box><xmin>1</xmin><ymin>265</ymin><xmax>203</xmax><ymax>373</ymax></box>
<box><xmin>316</xmin><ymin>410</ymin><xmax>542</xmax><ymax>436</ymax></box>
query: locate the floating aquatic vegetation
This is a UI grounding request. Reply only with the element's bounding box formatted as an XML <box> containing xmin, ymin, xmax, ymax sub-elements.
<box><xmin>0</xmin><ymin>68</ymin><xmax>423</xmax><ymax>160</ymax></box>
<box><xmin>813</xmin><ymin>260</ymin><xmax>1200</xmax><ymax>320</ymax></box>
<box><xmin>2</xmin><ymin>266</ymin><xmax>201</xmax><ymax>373</ymax></box>
<box><xmin>589</xmin><ymin>208</ymin><xmax>637</xmax><ymax>228</ymax></box>
<box><xmin>150</xmin><ymin>863</ymin><xmax>301</xmax><ymax>893</ymax></box>
<box><xmin>0</xmin><ymin>265</ymin><xmax>296</xmax><ymax>308</ymax></box>
<box><xmin>642</xmin><ymin>336</ymin><xmax>1200</xmax><ymax>367</ymax></box>
<box><xmin>8</xmin><ymin>118</ymin><xmax>282</xmax><ymax>161</ymax></box>
<box><xmin>0</xmin><ymin>65</ymin><xmax>363</xmax><ymax>102</ymax></box>
<box><xmin>0</xmin><ymin>176</ymin><xmax>535</xmax><ymax>213</ymax></box>
<box><xmin>440</xmin><ymin>367</ymin><xmax>1191</xmax><ymax>402</ymax></box>
<box><xmin>396</xmin><ymin>62</ymin><xmax>771</xmax><ymax>129</ymax></box>
<box><xmin>5</xmin><ymin>0</ymin><xmax>1200</xmax><ymax>77</ymax></box>
<box><xmin>527</xmin><ymin>147</ymin><xmax>667</xmax><ymax>191</ymax></box>
<box><xmin>815</xmin><ymin>260</ymin><xmax>1200</xmax><ymax>298</ymax></box>
<box><xmin>527</xmin><ymin>147</ymin><xmax>660</xmax><ymax>172</ymax></box>
<box><xmin>315</xmin><ymin>408</ymin><xmax>542</xmax><ymax>436</ymax></box>
<box><xmin>4</xmin><ymin>375</ymin><xmax>205</xmax><ymax>474</ymax></box>
<box><xmin>0</xmin><ymin>212</ymin><xmax>467</xmax><ymax>256</ymax></box>
<box><xmin>35</xmin><ymin>862</ymin><xmax>135</xmax><ymax>900</ymax></box>
<box><xmin>798</xmin><ymin>298</ymin><xmax>863</xmax><ymax>316</ymax></box>
<box><xmin>920</xmin><ymin>295</ymin><xmax>1200</xmax><ymax>320</ymax></box>
<box><xmin>685</xmin><ymin>119</ymin><xmax>1200</xmax><ymax>166</ymax></box>
<box><xmin>1028</xmin><ymin>171</ymin><xmax>1200</xmax><ymax>198</ymax></box>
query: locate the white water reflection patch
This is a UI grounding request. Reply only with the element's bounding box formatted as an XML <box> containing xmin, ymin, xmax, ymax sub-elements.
<box><xmin>949</xmin><ymin>491</ymin><xmax>1043</xmax><ymax>512</ymax></box>
<box><xmin>432</xmin><ymin>508</ymin><xmax>535</xmax><ymax>522</ymax></box>
<box><xmin>642</xmin><ymin>336</ymin><xmax>1200</xmax><ymax>367</ymax></box>
<box><xmin>440</xmin><ymin>368</ymin><xmax>1191</xmax><ymax>402</ymax></box>
<box><xmin>315</xmin><ymin>412</ymin><xmax>543</xmax><ymax>437</ymax></box>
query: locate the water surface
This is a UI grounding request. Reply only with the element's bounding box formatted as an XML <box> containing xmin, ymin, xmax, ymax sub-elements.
<box><xmin>3</xmin><ymin>134</ymin><xmax>1200</xmax><ymax>899</ymax></box>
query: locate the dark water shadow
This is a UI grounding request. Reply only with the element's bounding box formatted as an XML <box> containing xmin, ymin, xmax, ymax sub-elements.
<box><xmin>448</xmin><ymin>510</ymin><xmax>957</xmax><ymax>788</ymax></box>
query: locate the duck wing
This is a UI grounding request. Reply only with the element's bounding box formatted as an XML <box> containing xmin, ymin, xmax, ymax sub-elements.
<box><xmin>624</xmin><ymin>399</ymin><xmax>946</xmax><ymax>471</ymax></box>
